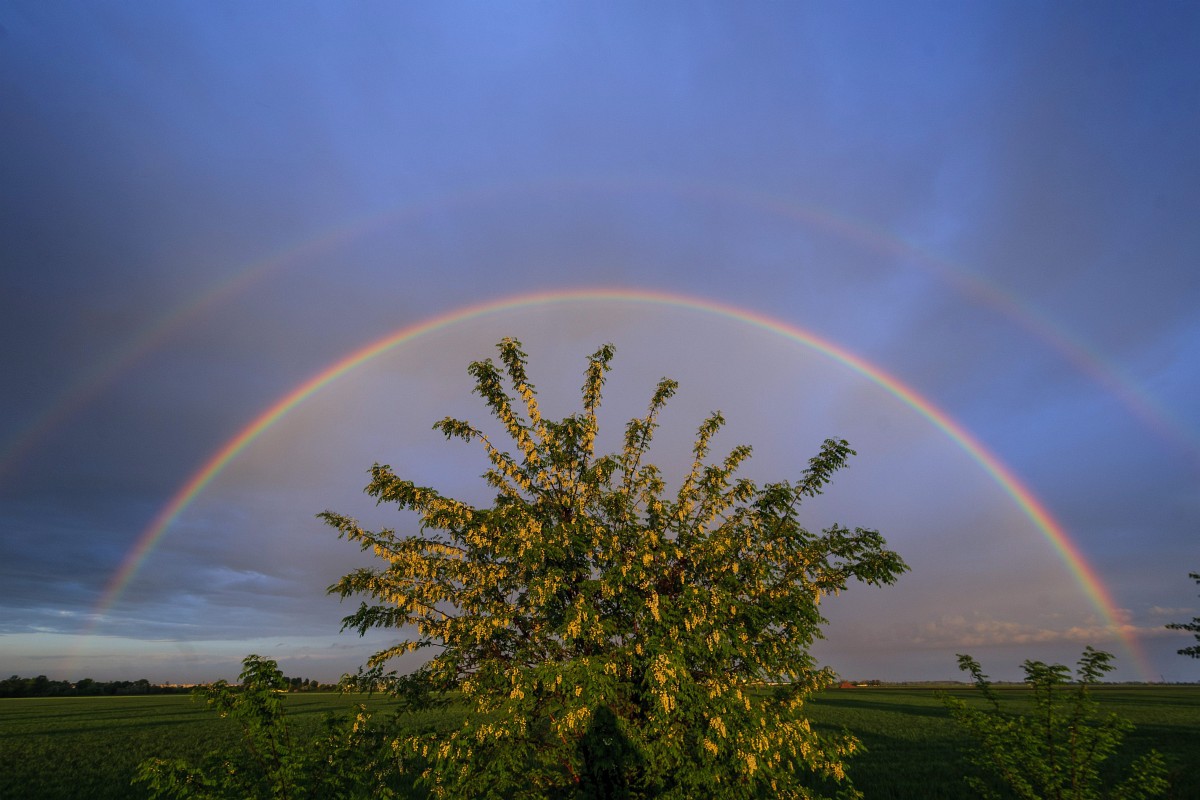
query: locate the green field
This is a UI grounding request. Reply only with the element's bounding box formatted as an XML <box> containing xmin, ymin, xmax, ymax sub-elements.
<box><xmin>805</xmin><ymin>686</ymin><xmax>1200</xmax><ymax>799</ymax></box>
<box><xmin>0</xmin><ymin>692</ymin><xmax>404</xmax><ymax>800</ymax></box>
<box><xmin>1</xmin><ymin>686</ymin><xmax>1196</xmax><ymax>799</ymax></box>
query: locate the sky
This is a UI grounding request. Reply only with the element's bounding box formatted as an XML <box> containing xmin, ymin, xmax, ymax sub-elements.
<box><xmin>1</xmin><ymin>2</ymin><xmax>1198</xmax><ymax>685</ymax></box>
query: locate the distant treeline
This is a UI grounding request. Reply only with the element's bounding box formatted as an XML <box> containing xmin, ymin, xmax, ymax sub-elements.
<box><xmin>0</xmin><ymin>675</ymin><xmax>334</xmax><ymax>697</ymax></box>
<box><xmin>0</xmin><ymin>676</ymin><xmax>183</xmax><ymax>697</ymax></box>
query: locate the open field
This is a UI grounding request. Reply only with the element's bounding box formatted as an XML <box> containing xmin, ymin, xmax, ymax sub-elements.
<box><xmin>805</xmin><ymin>686</ymin><xmax>1200</xmax><ymax>799</ymax></box>
<box><xmin>0</xmin><ymin>692</ymin><xmax>402</xmax><ymax>800</ymax></box>
<box><xmin>1</xmin><ymin>686</ymin><xmax>1196</xmax><ymax>799</ymax></box>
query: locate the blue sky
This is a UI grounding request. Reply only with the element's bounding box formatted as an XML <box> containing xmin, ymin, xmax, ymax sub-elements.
<box><xmin>1</xmin><ymin>2</ymin><xmax>1197</xmax><ymax>683</ymax></box>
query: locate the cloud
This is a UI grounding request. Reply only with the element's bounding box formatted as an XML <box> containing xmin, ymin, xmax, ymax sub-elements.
<box><xmin>1</xmin><ymin>3</ymin><xmax>1196</xmax><ymax>685</ymax></box>
<box><xmin>1149</xmin><ymin>606</ymin><xmax>1195</xmax><ymax>618</ymax></box>
<box><xmin>906</xmin><ymin>615</ymin><xmax>1178</xmax><ymax>650</ymax></box>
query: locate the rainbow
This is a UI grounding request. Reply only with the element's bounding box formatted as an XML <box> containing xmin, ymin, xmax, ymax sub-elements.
<box><xmin>88</xmin><ymin>287</ymin><xmax>1154</xmax><ymax>678</ymax></box>
<box><xmin>6</xmin><ymin>178</ymin><xmax>1194</xmax><ymax>485</ymax></box>
<box><xmin>0</xmin><ymin>182</ymin><xmax>529</xmax><ymax>482</ymax></box>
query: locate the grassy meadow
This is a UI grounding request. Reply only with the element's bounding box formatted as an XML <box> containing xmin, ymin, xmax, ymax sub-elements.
<box><xmin>1</xmin><ymin>686</ymin><xmax>1196</xmax><ymax>799</ymax></box>
<box><xmin>805</xmin><ymin>686</ymin><xmax>1200</xmax><ymax>799</ymax></box>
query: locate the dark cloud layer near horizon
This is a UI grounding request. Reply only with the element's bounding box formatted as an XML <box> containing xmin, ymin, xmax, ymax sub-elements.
<box><xmin>1</xmin><ymin>2</ymin><xmax>1197</xmax><ymax>684</ymax></box>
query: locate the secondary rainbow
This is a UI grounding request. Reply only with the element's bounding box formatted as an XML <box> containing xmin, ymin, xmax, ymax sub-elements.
<box><xmin>90</xmin><ymin>287</ymin><xmax>1154</xmax><ymax>679</ymax></box>
<box><xmin>8</xmin><ymin>179</ymin><xmax>1194</xmax><ymax>486</ymax></box>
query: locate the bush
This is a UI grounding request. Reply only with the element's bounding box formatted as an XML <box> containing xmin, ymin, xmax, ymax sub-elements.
<box><xmin>135</xmin><ymin>655</ymin><xmax>408</xmax><ymax>799</ymax></box>
<box><xmin>320</xmin><ymin>339</ymin><xmax>908</xmax><ymax>799</ymax></box>
<box><xmin>943</xmin><ymin>647</ymin><xmax>1168</xmax><ymax>800</ymax></box>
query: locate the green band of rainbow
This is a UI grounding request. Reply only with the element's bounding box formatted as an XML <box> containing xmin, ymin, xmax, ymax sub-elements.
<box><xmin>90</xmin><ymin>287</ymin><xmax>1153</xmax><ymax>678</ymax></box>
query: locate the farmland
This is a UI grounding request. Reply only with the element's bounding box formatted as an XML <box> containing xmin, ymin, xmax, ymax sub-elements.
<box><xmin>1</xmin><ymin>686</ymin><xmax>1196</xmax><ymax>799</ymax></box>
<box><xmin>804</xmin><ymin>685</ymin><xmax>1200</xmax><ymax>799</ymax></box>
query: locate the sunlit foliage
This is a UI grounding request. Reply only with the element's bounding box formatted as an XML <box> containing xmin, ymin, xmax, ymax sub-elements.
<box><xmin>320</xmin><ymin>338</ymin><xmax>908</xmax><ymax>799</ymax></box>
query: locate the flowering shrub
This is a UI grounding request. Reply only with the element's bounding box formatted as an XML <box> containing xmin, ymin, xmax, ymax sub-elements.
<box><xmin>321</xmin><ymin>339</ymin><xmax>907</xmax><ymax>799</ymax></box>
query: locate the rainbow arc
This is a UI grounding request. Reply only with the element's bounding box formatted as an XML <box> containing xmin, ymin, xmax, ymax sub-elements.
<box><xmin>5</xmin><ymin>179</ymin><xmax>1194</xmax><ymax>483</ymax></box>
<box><xmin>85</xmin><ymin>288</ymin><xmax>1154</xmax><ymax>680</ymax></box>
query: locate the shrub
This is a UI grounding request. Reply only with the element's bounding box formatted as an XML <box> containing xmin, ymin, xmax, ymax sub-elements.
<box><xmin>943</xmin><ymin>647</ymin><xmax>1168</xmax><ymax>800</ymax></box>
<box><xmin>320</xmin><ymin>338</ymin><xmax>908</xmax><ymax>799</ymax></box>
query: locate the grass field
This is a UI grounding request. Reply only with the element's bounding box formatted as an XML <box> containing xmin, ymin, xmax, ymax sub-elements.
<box><xmin>1</xmin><ymin>686</ymin><xmax>1196</xmax><ymax>799</ymax></box>
<box><xmin>0</xmin><ymin>692</ymin><xmax>406</xmax><ymax>800</ymax></box>
<box><xmin>805</xmin><ymin>686</ymin><xmax>1200</xmax><ymax>799</ymax></box>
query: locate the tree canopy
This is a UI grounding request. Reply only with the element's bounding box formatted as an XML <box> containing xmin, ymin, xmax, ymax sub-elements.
<box><xmin>320</xmin><ymin>338</ymin><xmax>908</xmax><ymax>799</ymax></box>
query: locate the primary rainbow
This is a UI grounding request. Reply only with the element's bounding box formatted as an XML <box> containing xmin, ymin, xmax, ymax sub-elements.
<box><xmin>89</xmin><ymin>287</ymin><xmax>1153</xmax><ymax>678</ymax></box>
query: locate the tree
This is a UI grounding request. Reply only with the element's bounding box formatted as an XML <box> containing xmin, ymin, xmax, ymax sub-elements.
<box><xmin>943</xmin><ymin>648</ymin><xmax>1167</xmax><ymax>800</ymax></box>
<box><xmin>321</xmin><ymin>338</ymin><xmax>908</xmax><ymax>799</ymax></box>
<box><xmin>1165</xmin><ymin>572</ymin><xmax>1200</xmax><ymax>658</ymax></box>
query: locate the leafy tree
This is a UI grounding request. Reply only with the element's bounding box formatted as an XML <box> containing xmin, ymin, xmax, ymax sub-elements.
<box><xmin>1165</xmin><ymin>572</ymin><xmax>1200</xmax><ymax>658</ymax></box>
<box><xmin>943</xmin><ymin>647</ymin><xmax>1168</xmax><ymax>800</ymax></box>
<box><xmin>321</xmin><ymin>338</ymin><xmax>908</xmax><ymax>799</ymax></box>
<box><xmin>135</xmin><ymin>654</ymin><xmax>406</xmax><ymax>799</ymax></box>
